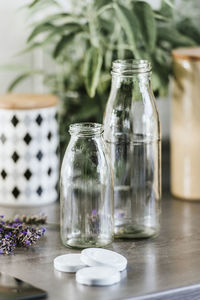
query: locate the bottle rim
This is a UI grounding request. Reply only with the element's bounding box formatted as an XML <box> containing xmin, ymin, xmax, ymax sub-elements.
<box><xmin>112</xmin><ymin>59</ymin><xmax>151</xmax><ymax>76</ymax></box>
<box><xmin>69</xmin><ymin>122</ymin><xmax>104</xmax><ymax>136</ymax></box>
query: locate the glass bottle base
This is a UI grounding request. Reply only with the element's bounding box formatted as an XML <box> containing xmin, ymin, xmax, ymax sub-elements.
<box><xmin>62</xmin><ymin>237</ymin><xmax>113</xmax><ymax>249</ymax></box>
<box><xmin>114</xmin><ymin>225</ymin><xmax>159</xmax><ymax>239</ymax></box>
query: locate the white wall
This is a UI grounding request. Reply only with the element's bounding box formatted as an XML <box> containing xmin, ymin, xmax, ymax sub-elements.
<box><xmin>0</xmin><ymin>0</ymin><xmax>34</xmax><ymax>94</ymax></box>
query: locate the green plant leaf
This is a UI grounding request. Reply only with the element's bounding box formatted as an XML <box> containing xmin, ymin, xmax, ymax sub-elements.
<box><xmin>0</xmin><ymin>64</ymin><xmax>31</xmax><ymax>72</ymax></box>
<box><xmin>27</xmin><ymin>22</ymin><xmax>55</xmax><ymax>42</ymax></box>
<box><xmin>18</xmin><ymin>30</ymin><xmax>60</xmax><ymax>55</ymax></box>
<box><xmin>114</xmin><ymin>3</ymin><xmax>141</xmax><ymax>58</ymax></box>
<box><xmin>95</xmin><ymin>0</ymin><xmax>113</xmax><ymax>10</ymax></box>
<box><xmin>28</xmin><ymin>0</ymin><xmax>40</xmax><ymax>8</ymax></box>
<box><xmin>17</xmin><ymin>43</ymin><xmax>42</xmax><ymax>55</ymax></box>
<box><xmin>28</xmin><ymin>0</ymin><xmax>58</xmax><ymax>8</ymax></box>
<box><xmin>158</xmin><ymin>26</ymin><xmax>196</xmax><ymax>47</ymax></box>
<box><xmin>7</xmin><ymin>70</ymin><xmax>43</xmax><ymax>92</ymax></box>
<box><xmin>37</xmin><ymin>13</ymin><xmax>76</xmax><ymax>24</ymax></box>
<box><xmin>154</xmin><ymin>13</ymin><xmax>169</xmax><ymax>22</ymax></box>
<box><xmin>134</xmin><ymin>1</ymin><xmax>156</xmax><ymax>52</ymax></box>
<box><xmin>97</xmin><ymin>73</ymin><xmax>111</xmax><ymax>95</ymax></box>
<box><xmin>160</xmin><ymin>0</ymin><xmax>174</xmax><ymax>18</ymax></box>
<box><xmin>151</xmin><ymin>57</ymin><xmax>170</xmax><ymax>96</ymax></box>
<box><xmin>177</xmin><ymin>18</ymin><xmax>200</xmax><ymax>44</ymax></box>
<box><xmin>53</xmin><ymin>35</ymin><xmax>74</xmax><ymax>59</ymax></box>
<box><xmin>163</xmin><ymin>0</ymin><xmax>175</xmax><ymax>8</ymax></box>
<box><xmin>155</xmin><ymin>50</ymin><xmax>169</xmax><ymax>68</ymax></box>
<box><xmin>105</xmin><ymin>49</ymin><xmax>113</xmax><ymax>70</ymax></box>
<box><xmin>99</xmin><ymin>17</ymin><xmax>114</xmax><ymax>35</ymax></box>
<box><xmin>53</xmin><ymin>25</ymin><xmax>82</xmax><ymax>58</ymax></box>
<box><xmin>84</xmin><ymin>47</ymin><xmax>103</xmax><ymax>98</ymax></box>
<box><xmin>28</xmin><ymin>22</ymin><xmax>82</xmax><ymax>43</ymax></box>
<box><xmin>75</xmin><ymin>102</ymin><xmax>99</xmax><ymax>120</ymax></box>
<box><xmin>32</xmin><ymin>14</ymin><xmax>82</xmax><ymax>32</ymax></box>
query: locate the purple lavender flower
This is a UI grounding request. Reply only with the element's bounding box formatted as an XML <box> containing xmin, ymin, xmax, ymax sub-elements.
<box><xmin>117</xmin><ymin>211</ymin><xmax>125</xmax><ymax>218</ymax></box>
<box><xmin>89</xmin><ymin>210</ymin><xmax>100</xmax><ymax>234</ymax></box>
<box><xmin>41</xmin><ymin>228</ymin><xmax>46</xmax><ymax>234</ymax></box>
<box><xmin>0</xmin><ymin>214</ymin><xmax>47</xmax><ymax>254</ymax></box>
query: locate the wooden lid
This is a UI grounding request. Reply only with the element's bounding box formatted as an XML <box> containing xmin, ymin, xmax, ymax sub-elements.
<box><xmin>172</xmin><ymin>47</ymin><xmax>200</xmax><ymax>61</ymax></box>
<box><xmin>0</xmin><ymin>93</ymin><xmax>58</xmax><ymax>110</ymax></box>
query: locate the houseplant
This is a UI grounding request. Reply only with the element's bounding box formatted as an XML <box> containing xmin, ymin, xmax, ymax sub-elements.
<box><xmin>7</xmin><ymin>0</ymin><xmax>200</xmax><ymax>156</ymax></box>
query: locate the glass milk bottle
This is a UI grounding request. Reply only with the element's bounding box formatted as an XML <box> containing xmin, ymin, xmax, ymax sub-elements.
<box><xmin>104</xmin><ymin>60</ymin><xmax>161</xmax><ymax>238</ymax></box>
<box><xmin>60</xmin><ymin>123</ymin><xmax>114</xmax><ymax>248</ymax></box>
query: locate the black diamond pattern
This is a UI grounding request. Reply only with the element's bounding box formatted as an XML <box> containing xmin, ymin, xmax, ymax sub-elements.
<box><xmin>0</xmin><ymin>134</ymin><xmax>6</xmax><ymax>144</ymax></box>
<box><xmin>47</xmin><ymin>167</ymin><xmax>52</xmax><ymax>176</ymax></box>
<box><xmin>12</xmin><ymin>187</ymin><xmax>20</xmax><ymax>199</ymax></box>
<box><xmin>24</xmin><ymin>169</ymin><xmax>32</xmax><ymax>181</ymax></box>
<box><xmin>11</xmin><ymin>115</ymin><xmax>19</xmax><ymax>127</ymax></box>
<box><xmin>24</xmin><ymin>133</ymin><xmax>32</xmax><ymax>145</ymax></box>
<box><xmin>36</xmin><ymin>150</ymin><xmax>43</xmax><ymax>161</ymax></box>
<box><xmin>36</xmin><ymin>114</ymin><xmax>43</xmax><ymax>126</ymax></box>
<box><xmin>12</xmin><ymin>151</ymin><xmax>20</xmax><ymax>163</ymax></box>
<box><xmin>1</xmin><ymin>169</ymin><xmax>7</xmax><ymax>179</ymax></box>
<box><xmin>47</xmin><ymin>131</ymin><xmax>52</xmax><ymax>141</ymax></box>
<box><xmin>36</xmin><ymin>186</ymin><xmax>43</xmax><ymax>196</ymax></box>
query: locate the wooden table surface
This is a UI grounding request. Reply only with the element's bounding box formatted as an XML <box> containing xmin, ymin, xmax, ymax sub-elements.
<box><xmin>0</xmin><ymin>194</ymin><xmax>200</xmax><ymax>300</ymax></box>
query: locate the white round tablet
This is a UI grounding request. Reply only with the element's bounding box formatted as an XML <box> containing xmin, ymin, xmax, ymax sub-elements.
<box><xmin>54</xmin><ymin>254</ymin><xmax>87</xmax><ymax>273</ymax></box>
<box><xmin>81</xmin><ymin>248</ymin><xmax>127</xmax><ymax>272</ymax></box>
<box><xmin>76</xmin><ymin>266</ymin><xmax>121</xmax><ymax>286</ymax></box>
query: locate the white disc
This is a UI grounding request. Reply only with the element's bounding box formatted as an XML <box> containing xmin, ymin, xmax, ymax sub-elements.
<box><xmin>54</xmin><ymin>254</ymin><xmax>87</xmax><ymax>273</ymax></box>
<box><xmin>81</xmin><ymin>248</ymin><xmax>127</xmax><ymax>272</ymax></box>
<box><xmin>76</xmin><ymin>266</ymin><xmax>121</xmax><ymax>286</ymax></box>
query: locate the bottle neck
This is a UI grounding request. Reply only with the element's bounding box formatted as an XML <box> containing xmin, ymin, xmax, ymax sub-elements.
<box><xmin>69</xmin><ymin>123</ymin><xmax>103</xmax><ymax>138</ymax></box>
<box><xmin>111</xmin><ymin>72</ymin><xmax>151</xmax><ymax>87</ymax></box>
<box><xmin>111</xmin><ymin>59</ymin><xmax>152</xmax><ymax>93</ymax></box>
<box><xmin>112</xmin><ymin>59</ymin><xmax>151</xmax><ymax>75</ymax></box>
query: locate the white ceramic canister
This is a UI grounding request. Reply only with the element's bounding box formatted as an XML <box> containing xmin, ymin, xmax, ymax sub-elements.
<box><xmin>0</xmin><ymin>94</ymin><xmax>59</xmax><ymax>206</ymax></box>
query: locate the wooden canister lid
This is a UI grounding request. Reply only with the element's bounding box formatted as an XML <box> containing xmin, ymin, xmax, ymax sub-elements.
<box><xmin>172</xmin><ymin>47</ymin><xmax>200</xmax><ymax>61</ymax></box>
<box><xmin>0</xmin><ymin>94</ymin><xmax>58</xmax><ymax>110</ymax></box>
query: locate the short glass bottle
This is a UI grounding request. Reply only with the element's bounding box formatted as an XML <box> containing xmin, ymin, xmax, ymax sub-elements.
<box><xmin>104</xmin><ymin>60</ymin><xmax>161</xmax><ymax>238</ymax></box>
<box><xmin>60</xmin><ymin>123</ymin><xmax>114</xmax><ymax>248</ymax></box>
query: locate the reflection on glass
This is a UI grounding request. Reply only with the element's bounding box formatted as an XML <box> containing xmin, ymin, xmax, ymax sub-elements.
<box><xmin>60</xmin><ymin>123</ymin><xmax>114</xmax><ymax>248</ymax></box>
<box><xmin>104</xmin><ymin>60</ymin><xmax>161</xmax><ymax>238</ymax></box>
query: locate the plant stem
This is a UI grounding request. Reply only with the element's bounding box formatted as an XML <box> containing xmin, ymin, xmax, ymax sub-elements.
<box><xmin>96</xmin><ymin>3</ymin><xmax>114</xmax><ymax>17</ymax></box>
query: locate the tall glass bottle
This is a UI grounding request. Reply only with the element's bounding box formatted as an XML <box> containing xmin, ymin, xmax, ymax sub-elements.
<box><xmin>60</xmin><ymin>123</ymin><xmax>113</xmax><ymax>248</ymax></box>
<box><xmin>104</xmin><ymin>60</ymin><xmax>161</xmax><ymax>238</ymax></box>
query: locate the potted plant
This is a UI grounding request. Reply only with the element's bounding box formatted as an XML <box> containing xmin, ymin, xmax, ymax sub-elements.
<box><xmin>7</xmin><ymin>0</ymin><xmax>200</xmax><ymax>156</ymax></box>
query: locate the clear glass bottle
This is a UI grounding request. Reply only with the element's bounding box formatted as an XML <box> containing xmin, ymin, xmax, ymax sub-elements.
<box><xmin>104</xmin><ymin>60</ymin><xmax>161</xmax><ymax>238</ymax></box>
<box><xmin>60</xmin><ymin>123</ymin><xmax>114</xmax><ymax>248</ymax></box>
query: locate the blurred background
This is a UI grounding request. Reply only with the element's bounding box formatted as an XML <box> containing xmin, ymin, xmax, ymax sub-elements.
<box><xmin>0</xmin><ymin>0</ymin><xmax>200</xmax><ymax>196</ymax></box>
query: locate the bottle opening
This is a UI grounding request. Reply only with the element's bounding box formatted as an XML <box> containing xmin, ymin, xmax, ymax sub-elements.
<box><xmin>112</xmin><ymin>59</ymin><xmax>151</xmax><ymax>76</ymax></box>
<box><xmin>69</xmin><ymin>122</ymin><xmax>103</xmax><ymax>136</ymax></box>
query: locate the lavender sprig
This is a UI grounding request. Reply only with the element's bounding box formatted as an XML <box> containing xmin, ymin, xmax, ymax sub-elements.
<box><xmin>88</xmin><ymin>210</ymin><xmax>100</xmax><ymax>235</ymax></box>
<box><xmin>0</xmin><ymin>215</ymin><xmax>47</xmax><ymax>254</ymax></box>
<box><xmin>6</xmin><ymin>214</ymin><xmax>47</xmax><ymax>225</ymax></box>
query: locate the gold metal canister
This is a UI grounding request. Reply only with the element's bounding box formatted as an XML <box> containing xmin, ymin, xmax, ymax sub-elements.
<box><xmin>171</xmin><ymin>48</ymin><xmax>200</xmax><ymax>200</ymax></box>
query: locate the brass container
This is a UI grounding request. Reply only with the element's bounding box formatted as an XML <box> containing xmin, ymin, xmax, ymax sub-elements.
<box><xmin>171</xmin><ymin>48</ymin><xmax>200</xmax><ymax>200</ymax></box>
